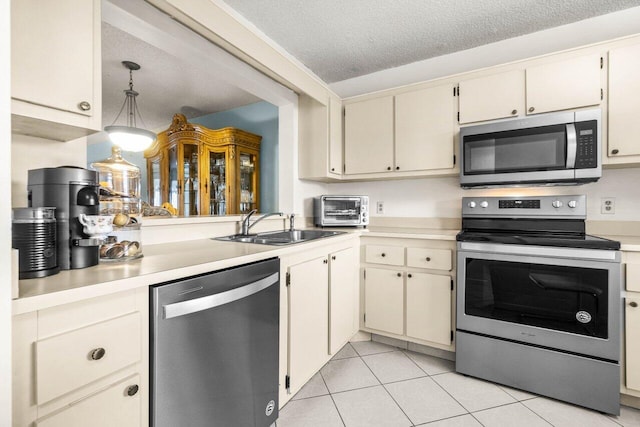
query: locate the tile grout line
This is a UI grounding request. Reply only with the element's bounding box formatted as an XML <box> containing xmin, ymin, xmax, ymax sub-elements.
<box><xmin>318</xmin><ymin>366</ymin><xmax>347</xmax><ymax>427</ymax></box>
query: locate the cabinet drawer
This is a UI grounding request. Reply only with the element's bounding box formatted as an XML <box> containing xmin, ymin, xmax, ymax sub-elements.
<box><xmin>36</xmin><ymin>312</ymin><xmax>141</xmax><ymax>404</ymax></box>
<box><xmin>365</xmin><ymin>245</ymin><xmax>404</xmax><ymax>266</ymax></box>
<box><xmin>36</xmin><ymin>374</ymin><xmax>141</xmax><ymax>427</ymax></box>
<box><xmin>406</xmin><ymin>248</ymin><xmax>452</xmax><ymax>271</ymax></box>
<box><xmin>627</xmin><ymin>264</ymin><xmax>640</xmax><ymax>292</ymax></box>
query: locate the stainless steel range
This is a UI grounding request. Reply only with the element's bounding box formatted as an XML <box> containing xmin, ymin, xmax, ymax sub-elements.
<box><xmin>455</xmin><ymin>195</ymin><xmax>621</xmax><ymax>415</ymax></box>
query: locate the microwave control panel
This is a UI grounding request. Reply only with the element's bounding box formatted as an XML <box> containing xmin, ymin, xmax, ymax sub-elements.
<box><xmin>575</xmin><ymin>120</ymin><xmax>598</xmax><ymax>169</ymax></box>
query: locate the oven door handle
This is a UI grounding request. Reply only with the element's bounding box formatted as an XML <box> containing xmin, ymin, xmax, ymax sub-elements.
<box><xmin>529</xmin><ymin>272</ymin><xmax>602</xmax><ymax>296</ymax></box>
<box><xmin>566</xmin><ymin>123</ymin><xmax>577</xmax><ymax>169</ymax></box>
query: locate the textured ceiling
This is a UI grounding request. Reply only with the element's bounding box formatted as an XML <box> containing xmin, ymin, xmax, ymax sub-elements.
<box><xmin>221</xmin><ymin>0</ymin><xmax>640</xmax><ymax>83</ymax></box>
<box><xmin>102</xmin><ymin>22</ymin><xmax>260</xmax><ymax>132</ymax></box>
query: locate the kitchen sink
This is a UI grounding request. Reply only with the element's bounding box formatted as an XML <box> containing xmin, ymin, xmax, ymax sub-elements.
<box><xmin>214</xmin><ymin>229</ymin><xmax>346</xmax><ymax>245</ymax></box>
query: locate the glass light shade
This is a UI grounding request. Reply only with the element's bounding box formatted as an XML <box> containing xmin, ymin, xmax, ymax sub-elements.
<box><xmin>105</xmin><ymin>125</ymin><xmax>156</xmax><ymax>152</ymax></box>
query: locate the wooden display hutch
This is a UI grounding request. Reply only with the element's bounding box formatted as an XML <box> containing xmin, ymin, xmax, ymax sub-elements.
<box><xmin>144</xmin><ymin>113</ymin><xmax>261</xmax><ymax>216</ymax></box>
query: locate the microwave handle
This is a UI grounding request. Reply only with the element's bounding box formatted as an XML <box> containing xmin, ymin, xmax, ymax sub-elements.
<box><xmin>566</xmin><ymin>123</ymin><xmax>577</xmax><ymax>168</ymax></box>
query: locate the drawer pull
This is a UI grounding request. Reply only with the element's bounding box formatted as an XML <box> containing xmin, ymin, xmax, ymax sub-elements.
<box><xmin>528</xmin><ymin>106</ymin><xmax>535</xmax><ymax>113</ymax></box>
<box><xmin>425</xmin><ymin>257</ymin><xmax>431</xmax><ymax>262</ymax></box>
<box><xmin>511</xmin><ymin>109</ymin><xmax>517</xmax><ymax>115</ymax></box>
<box><xmin>396</xmin><ymin>272</ymin><xmax>402</xmax><ymax>277</ymax></box>
<box><xmin>323</xmin><ymin>259</ymin><xmax>328</xmax><ymax>264</ymax></box>
<box><xmin>89</xmin><ymin>347</ymin><xmax>106</xmax><ymax>361</ymax></box>
<box><xmin>126</xmin><ymin>384</ymin><xmax>139</xmax><ymax>396</ymax></box>
<box><xmin>408</xmin><ymin>273</ymin><xmax>412</xmax><ymax>278</ymax></box>
<box><xmin>631</xmin><ymin>301</ymin><xmax>638</xmax><ymax>308</ymax></box>
<box><xmin>381</xmin><ymin>253</ymin><xmax>386</xmax><ymax>257</ymax></box>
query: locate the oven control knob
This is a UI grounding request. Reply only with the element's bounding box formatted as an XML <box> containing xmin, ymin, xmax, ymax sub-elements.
<box><xmin>568</xmin><ymin>200</ymin><xmax>577</xmax><ymax>208</ymax></box>
<box><xmin>467</xmin><ymin>201</ymin><xmax>476</xmax><ymax>208</ymax></box>
<box><xmin>480</xmin><ymin>201</ymin><xmax>489</xmax><ymax>208</ymax></box>
<box><xmin>552</xmin><ymin>200</ymin><xmax>563</xmax><ymax>208</ymax></box>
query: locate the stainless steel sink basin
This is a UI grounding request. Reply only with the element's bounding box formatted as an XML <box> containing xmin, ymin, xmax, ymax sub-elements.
<box><xmin>214</xmin><ymin>229</ymin><xmax>346</xmax><ymax>245</ymax></box>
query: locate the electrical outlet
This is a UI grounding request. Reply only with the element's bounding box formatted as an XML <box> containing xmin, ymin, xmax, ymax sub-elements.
<box><xmin>601</xmin><ymin>198</ymin><xmax>615</xmax><ymax>214</ymax></box>
<box><xmin>376</xmin><ymin>201</ymin><xmax>384</xmax><ymax>214</ymax></box>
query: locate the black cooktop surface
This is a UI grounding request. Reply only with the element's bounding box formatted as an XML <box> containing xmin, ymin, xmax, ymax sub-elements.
<box><xmin>457</xmin><ymin>230</ymin><xmax>620</xmax><ymax>250</ymax></box>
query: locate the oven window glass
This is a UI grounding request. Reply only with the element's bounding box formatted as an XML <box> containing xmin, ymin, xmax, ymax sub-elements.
<box><xmin>463</xmin><ymin>124</ymin><xmax>566</xmax><ymax>174</ymax></box>
<box><xmin>465</xmin><ymin>259</ymin><xmax>608</xmax><ymax>338</ymax></box>
<box><xmin>323</xmin><ymin>198</ymin><xmax>361</xmax><ymax>222</ymax></box>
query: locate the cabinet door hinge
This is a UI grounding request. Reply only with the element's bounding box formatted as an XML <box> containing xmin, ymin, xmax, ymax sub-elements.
<box><xmin>601</xmin><ymin>88</ymin><xmax>604</xmax><ymax>101</ymax></box>
<box><xmin>453</xmin><ymin>86</ymin><xmax>456</xmax><ymax>97</ymax></box>
<box><xmin>286</xmin><ymin>272</ymin><xmax>291</xmax><ymax>286</ymax></box>
<box><xmin>451</xmin><ymin>330</ymin><xmax>454</xmax><ymax>342</ymax></box>
<box><xmin>285</xmin><ymin>375</ymin><xmax>290</xmax><ymax>389</ymax></box>
<box><xmin>364</xmin><ymin>269</ymin><xmax>366</xmax><ymax>279</ymax></box>
<box><xmin>364</xmin><ymin>313</ymin><xmax>366</xmax><ymax>323</ymax></box>
<box><xmin>600</xmin><ymin>56</ymin><xmax>603</xmax><ymax>69</ymax></box>
<box><xmin>453</xmin><ymin>155</ymin><xmax>456</xmax><ymax>166</ymax></box>
<box><xmin>457</xmin><ymin>112</ymin><xmax>460</xmax><ymax>122</ymax></box>
<box><xmin>343</xmin><ymin>164</ymin><xmax>346</xmax><ymax>173</ymax></box>
<box><xmin>451</xmin><ymin>279</ymin><xmax>454</xmax><ymax>291</ymax></box>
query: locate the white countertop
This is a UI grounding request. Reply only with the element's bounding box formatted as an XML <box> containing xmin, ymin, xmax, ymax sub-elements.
<box><xmin>365</xmin><ymin>227</ymin><xmax>458</xmax><ymax>240</ymax></box>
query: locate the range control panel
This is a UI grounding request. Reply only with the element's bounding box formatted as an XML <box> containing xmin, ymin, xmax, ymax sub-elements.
<box><xmin>462</xmin><ymin>195</ymin><xmax>587</xmax><ymax>218</ymax></box>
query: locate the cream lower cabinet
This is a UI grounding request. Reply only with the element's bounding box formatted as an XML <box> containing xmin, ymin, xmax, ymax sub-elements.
<box><xmin>362</xmin><ymin>237</ymin><xmax>455</xmax><ymax>351</ymax></box>
<box><xmin>281</xmin><ymin>239</ymin><xmax>360</xmax><ymax>404</ymax></box>
<box><xmin>12</xmin><ymin>289</ymin><xmax>148</xmax><ymax>427</ymax></box>
<box><xmin>624</xmin><ymin>255</ymin><xmax>640</xmax><ymax>397</ymax></box>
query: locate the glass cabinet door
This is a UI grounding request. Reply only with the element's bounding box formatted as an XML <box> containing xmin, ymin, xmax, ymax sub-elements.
<box><xmin>238</xmin><ymin>150</ymin><xmax>258</xmax><ymax>214</ymax></box>
<box><xmin>168</xmin><ymin>145</ymin><xmax>179</xmax><ymax>210</ymax></box>
<box><xmin>148</xmin><ymin>156</ymin><xmax>162</xmax><ymax>206</ymax></box>
<box><xmin>182</xmin><ymin>143</ymin><xmax>200</xmax><ymax>216</ymax></box>
<box><xmin>207</xmin><ymin>150</ymin><xmax>227</xmax><ymax>215</ymax></box>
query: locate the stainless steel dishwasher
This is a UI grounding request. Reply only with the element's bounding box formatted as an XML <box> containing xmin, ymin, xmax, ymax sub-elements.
<box><xmin>150</xmin><ymin>258</ymin><xmax>280</xmax><ymax>427</ymax></box>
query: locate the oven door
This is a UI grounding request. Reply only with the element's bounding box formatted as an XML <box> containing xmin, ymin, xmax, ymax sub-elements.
<box><xmin>457</xmin><ymin>242</ymin><xmax>621</xmax><ymax>361</ymax></box>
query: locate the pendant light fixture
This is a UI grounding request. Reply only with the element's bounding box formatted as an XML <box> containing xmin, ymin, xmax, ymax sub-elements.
<box><xmin>104</xmin><ymin>61</ymin><xmax>156</xmax><ymax>152</ymax></box>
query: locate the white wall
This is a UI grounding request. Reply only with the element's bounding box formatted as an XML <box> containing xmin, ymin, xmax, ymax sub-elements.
<box><xmin>11</xmin><ymin>134</ymin><xmax>88</xmax><ymax>208</ymax></box>
<box><xmin>327</xmin><ymin>168</ymin><xmax>640</xmax><ymax>221</ymax></box>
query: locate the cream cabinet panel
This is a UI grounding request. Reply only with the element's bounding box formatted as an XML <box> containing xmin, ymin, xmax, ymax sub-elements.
<box><xmin>458</xmin><ymin>70</ymin><xmax>525</xmax><ymax>123</ymax></box>
<box><xmin>36</xmin><ymin>312</ymin><xmax>141</xmax><ymax>404</ymax></box>
<box><xmin>395</xmin><ymin>84</ymin><xmax>455</xmax><ymax>171</ymax></box>
<box><xmin>365</xmin><ymin>245</ymin><xmax>404</xmax><ymax>266</ymax></box>
<box><xmin>11</xmin><ymin>0</ymin><xmax>101</xmax><ymax>141</ymax></box>
<box><xmin>608</xmin><ymin>43</ymin><xmax>640</xmax><ymax>159</ymax></box>
<box><xmin>406</xmin><ymin>248</ymin><xmax>452</xmax><ymax>271</ymax></box>
<box><xmin>288</xmin><ymin>256</ymin><xmax>329</xmax><ymax>391</ymax></box>
<box><xmin>364</xmin><ymin>268</ymin><xmax>404</xmax><ymax>335</ymax></box>
<box><xmin>329</xmin><ymin>247</ymin><xmax>358</xmax><ymax>354</ymax></box>
<box><xmin>406</xmin><ymin>273</ymin><xmax>451</xmax><ymax>346</ymax></box>
<box><xmin>525</xmin><ymin>54</ymin><xmax>602</xmax><ymax>115</ymax></box>
<box><xmin>627</xmin><ymin>264</ymin><xmax>640</xmax><ymax>292</ymax></box>
<box><xmin>36</xmin><ymin>374</ymin><xmax>141</xmax><ymax>427</ymax></box>
<box><xmin>626</xmin><ymin>296</ymin><xmax>640</xmax><ymax>392</ymax></box>
<box><xmin>329</xmin><ymin>96</ymin><xmax>343</xmax><ymax>175</ymax></box>
<box><xmin>344</xmin><ymin>96</ymin><xmax>394</xmax><ymax>174</ymax></box>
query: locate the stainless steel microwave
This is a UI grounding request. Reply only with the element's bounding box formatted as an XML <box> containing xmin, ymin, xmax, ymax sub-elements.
<box><xmin>459</xmin><ymin>109</ymin><xmax>601</xmax><ymax>188</ymax></box>
<box><xmin>314</xmin><ymin>195</ymin><xmax>369</xmax><ymax>227</ymax></box>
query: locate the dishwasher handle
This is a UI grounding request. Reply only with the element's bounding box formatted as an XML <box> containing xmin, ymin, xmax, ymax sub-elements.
<box><xmin>163</xmin><ymin>272</ymin><xmax>279</xmax><ymax>319</ymax></box>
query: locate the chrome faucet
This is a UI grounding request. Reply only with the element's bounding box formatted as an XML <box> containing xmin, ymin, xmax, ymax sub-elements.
<box><xmin>241</xmin><ymin>209</ymin><xmax>283</xmax><ymax>235</ymax></box>
<box><xmin>289</xmin><ymin>213</ymin><xmax>295</xmax><ymax>231</ymax></box>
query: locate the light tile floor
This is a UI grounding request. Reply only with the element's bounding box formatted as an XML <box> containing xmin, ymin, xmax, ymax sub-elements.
<box><xmin>276</xmin><ymin>341</ymin><xmax>640</xmax><ymax>427</ymax></box>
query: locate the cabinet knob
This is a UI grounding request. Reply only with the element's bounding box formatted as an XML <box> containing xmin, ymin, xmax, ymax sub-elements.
<box><xmin>381</xmin><ymin>253</ymin><xmax>386</xmax><ymax>257</ymax></box>
<box><xmin>396</xmin><ymin>272</ymin><xmax>402</xmax><ymax>277</ymax></box>
<box><xmin>611</xmin><ymin>149</ymin><xmax>619</xmax><ymax>155</ymax></box>
<box><xmin>630</xmin><ymin>301</ymin><xmax>638</xmax><ymax>308</ymax></box>
<box><xmin>511</xmin><ymin>109</ymin><xmax>517</xmax><ymax>115</ymax></box>
<box><xmin>126</xmin><ymin>384</ymin><xmax>139</xmax><ymax>397</ymax></box>
<box><xmin>528</xmin><ymin>106</ymin><xmax>535</xmax><ymax>113</ymax></box>
<box><xmin>332</xmin><ymin>255</ymin><xmax>336</xmax><ymax>260</ymax></box>
<box><xmin>425</xmin><ymin>257</ymin><xmax>431</xmax><ymax>262</ymax></box>
<box><xmin>89</xmin><ymin>347</ymin><xmax>106</xmax><ymax>360</ymax></box>
<box><xmin>387</xmin><ymin>166</ymin><xmax>391</xmax><ymax>171</ymax></box>
<box><xmin>78</xmin><ymin>101</ymin><xmax>91</xmax><ymax>111</ymax></box>
<box><xmin>331</xmin><ymin>168</ymin><xmax>335</xmax><ymax>171</ymax></box>
<box><xmin>323</xmin><ymin>259</ymin><xmax>328</xmax><ymax>264</ymax></box>
<box><xmin>396</xmin><ymin>166</ymin><xmax>400</xmax><ymax>170</ymax></box>
<box><xmin>407</xmin><ymin>273</ymin><xmax>412</xmax><ymax>278</ymax></box>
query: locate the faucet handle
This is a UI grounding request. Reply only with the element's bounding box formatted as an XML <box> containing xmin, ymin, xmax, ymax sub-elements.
<box><xmin>289</xmin><ymin>213</ymin><xmax>295</xmax><ymax>231</ymax></box>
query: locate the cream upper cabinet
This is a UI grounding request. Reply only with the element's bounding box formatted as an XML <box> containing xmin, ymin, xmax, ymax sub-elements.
<box><xmin>458</xmin><ymin>70</ymin><xmax>525</xmax><ymax>124</ymax></box>
<box><xmin>608</xmin><ymin>43</ymin><xmax>640</xmax><ymax>160</ymax></box>
<box><xmin>287</xmin><ymin>256</ymin><xmax>329</xmax><ymax>392</ymax></box>
<box><xmin>328</xmin><ymin>247</ymin><xmax>358</xmax><ymax>354</ymax></box>
<box><xmin>11</xmin><ymin>0</ymin><xmax>102</xmax><ymax>141</ymax></box>
<box><xmin>395</xmin><ymin>84</ymin><xmax>455</xmax><ymax>171</ymax></box>
<box><xmin>344</xmin><ymin>96</ymin><xmax>395</xmax><ymax>174</ymax></box>
<box><xmin>298</xmin><ymin>93</ymin><xmax>343</xmax><ymax>179</ymax></box>
<box><xmin>525</xmin><ymin>54</ymin><xmax>602</xmax><ymax>115</ymax></box>
<box><xmin>406</xmin><ymin>273</ymin><xmax>452</xmax><ymax>346</ymax></box>
<box><xmin>364</xmin><ymin>267</ymin><xmax>404</xmax><ymax>335</ymax></box>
